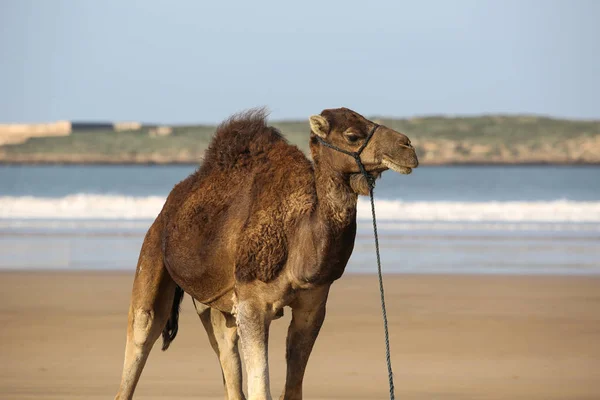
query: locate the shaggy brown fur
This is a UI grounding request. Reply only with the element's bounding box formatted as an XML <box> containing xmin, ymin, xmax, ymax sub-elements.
<box><xmin>160</xmin><ymin>109</ymin><xmax>317</xmax><ymax>289</ymax></box>
<box><xmin>115</xmin><ymin>107</ymin><xmax>418</xmax><ymax>400</ymax></box>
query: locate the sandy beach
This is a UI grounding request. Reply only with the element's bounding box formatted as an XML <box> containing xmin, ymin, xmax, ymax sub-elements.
<box><xmin>0</xmin><ymin>272</ymin><xmax>598</xmax><ymax>399</ymax></box>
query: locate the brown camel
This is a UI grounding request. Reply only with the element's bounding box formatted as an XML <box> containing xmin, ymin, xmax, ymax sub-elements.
<box><xmin>114</xmin><ymin>107</ymin><xmax>418</xmax><ymax>400</ymax></box>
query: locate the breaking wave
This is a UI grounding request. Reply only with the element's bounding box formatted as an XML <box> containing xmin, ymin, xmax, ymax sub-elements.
<box><xmin>0</xmin><ymin>194</ymin><xmax>165</xmax><ymax>220</ymax></box>
<box><xmin>1</xmin><ymin>194</ymin><xmax>600</xmax><ymax>223</ymax></box>
<box><xmin>356</xmin><ymin>198</ymin><xmax>600</xmax><ymax>222</ymax></box>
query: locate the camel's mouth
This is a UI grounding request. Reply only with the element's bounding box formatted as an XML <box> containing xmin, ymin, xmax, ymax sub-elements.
<box><xmin>381</xmin><ymin>157</ymin><xmax>413</xmax><ymax>175</ymax></box>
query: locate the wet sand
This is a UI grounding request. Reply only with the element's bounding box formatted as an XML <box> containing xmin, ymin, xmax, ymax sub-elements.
<box><xmin>0</xmin><ymin>271</ymin><xmax>598</xmax><ymax>399</ymax></box>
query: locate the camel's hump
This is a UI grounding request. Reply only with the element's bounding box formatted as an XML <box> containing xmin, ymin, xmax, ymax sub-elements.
<box><xmin>200</xmin><ymin>108</ymin><xmax>307</xmax><ymax>174</ymax></box>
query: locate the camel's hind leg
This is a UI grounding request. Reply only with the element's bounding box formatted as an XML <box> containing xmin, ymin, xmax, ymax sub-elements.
<box><xmin>195</xmin><ymin>301</ymin><xmax>246</xmax><ymax>400</ymax></box>
<box><xmin>115</xmin><ymin>226</ymin><xmax>181</xmax><ymax>400</ymax></box>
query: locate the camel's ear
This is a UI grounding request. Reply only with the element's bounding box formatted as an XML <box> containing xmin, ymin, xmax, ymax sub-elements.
<box><xmin>309</xmin><ymin>115</ymin><xmax>330</xmax><ymax>138</ymax></box>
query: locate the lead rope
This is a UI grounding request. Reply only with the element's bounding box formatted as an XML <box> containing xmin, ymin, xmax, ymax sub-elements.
<box><xmin>369</xmin><ymin>184</ymin><xmax>395</xmax><ymax>400</ymax></box>
<box><xmin>315</xmin><ymin>124</ymin><xmax>395</xmax><ymax>399</ymax></box>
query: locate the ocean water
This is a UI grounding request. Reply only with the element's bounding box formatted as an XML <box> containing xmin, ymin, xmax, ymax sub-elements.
<box><xmin>0</xmin><ymin>165</ymin><xmax>599</xmax><ymax>274</ymax></box>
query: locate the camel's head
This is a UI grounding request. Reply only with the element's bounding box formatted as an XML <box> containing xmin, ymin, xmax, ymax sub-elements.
<box><xmin>309</xmin><ymin>107</ymin><xmax>418</xmax><ymax>195</ymax></box>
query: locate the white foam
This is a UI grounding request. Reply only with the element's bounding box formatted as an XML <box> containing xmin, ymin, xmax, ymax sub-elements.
<box><xmin>1</xmin><ymin>194</ymin><xmax>600</xmax><ymax>223</ymax></box>
<box><xmin>0</xmin><ymin>194</ymin><xmax>165</xmax><ymax>220</ymax></box>
<box><xmin>357</xmin><ymin>199</ymin><xmax>600</xmax><ymax>222</ymax></box>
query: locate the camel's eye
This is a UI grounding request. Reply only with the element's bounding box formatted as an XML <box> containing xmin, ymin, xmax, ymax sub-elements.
<box><xmin>344</xmin><ymin>132</ymin><xmax>360</xmax><ymax>144</ymax></box>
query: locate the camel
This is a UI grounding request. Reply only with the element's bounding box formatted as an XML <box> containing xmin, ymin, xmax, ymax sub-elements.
<box><xmin>114</xmin><ymin>107</ymin><xmax>418</xmax><ymax>400</ymax></box>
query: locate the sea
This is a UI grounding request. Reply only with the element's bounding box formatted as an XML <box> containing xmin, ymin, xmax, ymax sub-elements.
<box><xmin>1</xmin><ymin>165</ymin><xmax>599</xmax><ymax>275</ymax></box>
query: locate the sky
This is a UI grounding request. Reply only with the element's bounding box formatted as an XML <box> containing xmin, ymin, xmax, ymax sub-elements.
<box><xmin>1</xmin><ymin>0</ymin><xmax>599</xmax><ymax>124</ymax></box>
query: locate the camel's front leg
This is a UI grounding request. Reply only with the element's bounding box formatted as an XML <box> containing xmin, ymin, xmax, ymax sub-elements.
<box><xmin>195</xmin><ymin>302</ymin><xmax>245</xmax><ymax>400</ymax></box>
<box><xmin>280</xmin><ymin>285</ymin><xmax>330</xmax><ymax>400</ymax></box>
<box><xmin>235</xmin><ymin>292</ymin><xmax>275</xmax><ymax>400</ymax></box>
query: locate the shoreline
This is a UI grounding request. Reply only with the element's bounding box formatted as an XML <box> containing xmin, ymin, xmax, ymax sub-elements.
<box><xmin>2</xmin><ymin>268</ymin><xmax>600</xmax><ymax>277</ymax></box>
<box><xmin>2</xmin><ymin>160</ymin><xmax>600</xmax><ymax>166</ymax></box>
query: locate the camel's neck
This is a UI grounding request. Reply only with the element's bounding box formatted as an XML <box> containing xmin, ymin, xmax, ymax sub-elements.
<box><xmin>313</xmin><ymin>162</ymin><xmax>358</xmax><ymax>230</ymax></box>
<box><xmin>290</xmin><ymin>161</ymin><xmax>358</xmax><ymax>284</ymax></box>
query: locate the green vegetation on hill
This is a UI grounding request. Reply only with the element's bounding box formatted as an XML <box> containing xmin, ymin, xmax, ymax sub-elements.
<box><xmin>1</xmin><ymin>115</ymin><xmax>599</xmax><ymax>164</ymax></box>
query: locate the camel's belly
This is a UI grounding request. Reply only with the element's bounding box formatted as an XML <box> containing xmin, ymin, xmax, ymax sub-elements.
<box><xmin>164</xmin><ymin>250</ymin><xmax>236</xmax><ymax>303</ymax></box>
<box><xmin>162</xmin><ymin>205</ymin><xmax>243</xmax><ymax>308</ymax></box>
<box><xmin>199</xmin><ymin>288</ymin><xmax>236</xmax><ymax>314</ymax></box>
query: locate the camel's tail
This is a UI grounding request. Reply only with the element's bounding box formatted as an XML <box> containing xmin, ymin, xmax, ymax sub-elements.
<box><xmin>161</xmin><ymin>285</ymin><xmax>184</xmax><ymax>351</ymax></box>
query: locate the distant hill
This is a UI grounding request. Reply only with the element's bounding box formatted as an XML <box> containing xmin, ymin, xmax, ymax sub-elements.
<box><xmin>1</xmin><ymin>115</ymin><xmax>599</xmax><ymax>165</ymax></box>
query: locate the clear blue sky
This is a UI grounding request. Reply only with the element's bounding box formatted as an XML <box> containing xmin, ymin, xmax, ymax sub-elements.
<box><xmin>1</xmin><ymin>0</ymin><xmax>598</xmax><ymax>124</ymax></box>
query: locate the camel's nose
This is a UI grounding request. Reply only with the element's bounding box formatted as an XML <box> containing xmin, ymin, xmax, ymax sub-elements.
<box><xmin>399</xmin><ymin>137</ymin><xmax>413</xmax><ymax>149</ymax></box>
<box><xmin>377</xmin><ymin>126</ymin><xmax>419</xmax><ymax>168</ymax></box>
<box><xmin>389</xmin><ymin>129</ymin><xmax>418</xmax><ymax>168</ymax></box>
<box><xmin>398</xmin><ymin>133</ymin><xmax>412</xmax><ymax>148</ymax></box>
<box><xmin>381</xmin><ymin>126</ymin><xmax>412</xmax><ymax>148</ymax></box>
